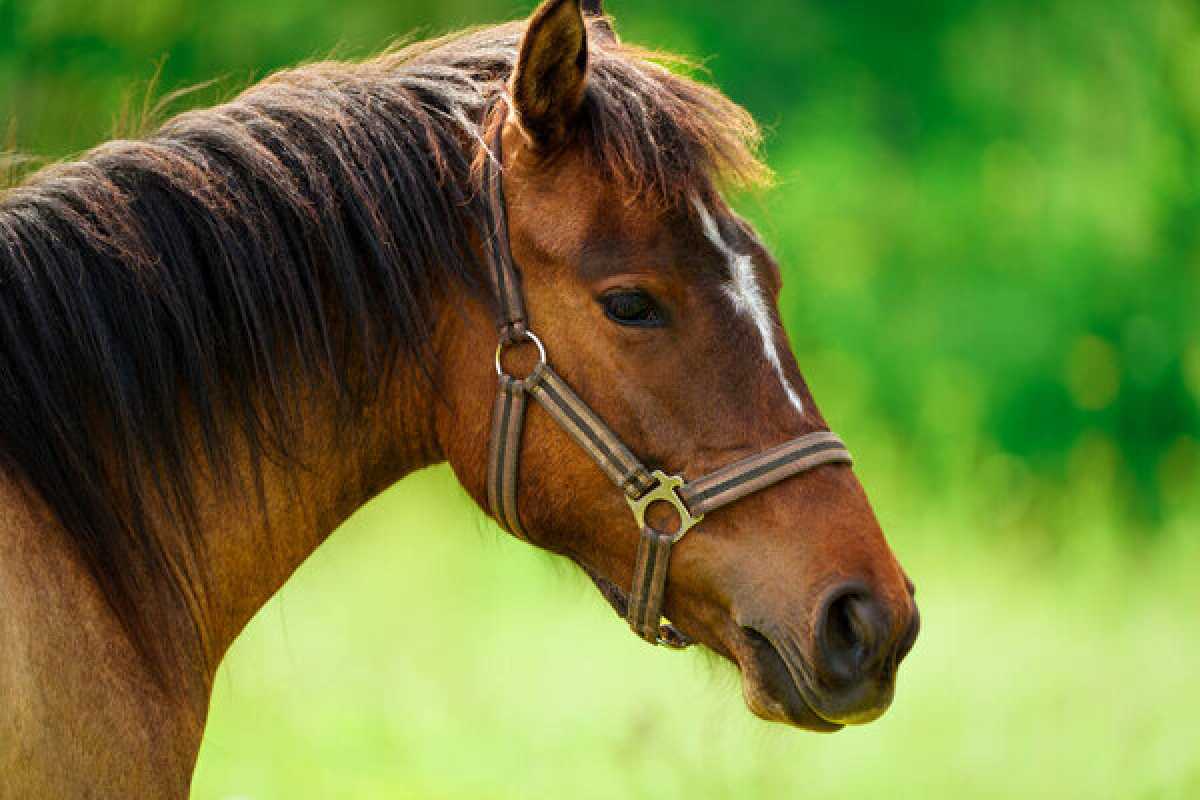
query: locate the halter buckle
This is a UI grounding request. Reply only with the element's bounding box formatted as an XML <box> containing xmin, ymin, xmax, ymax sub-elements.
<box><xmin>625</xmin><ymin>470</ymin><xmax>704</xmax><ymax>543</ymax></box>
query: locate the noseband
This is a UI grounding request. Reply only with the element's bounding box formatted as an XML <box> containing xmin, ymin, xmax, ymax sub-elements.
<box><xmin>482</xmin><ymin>99</ymin><xmax>853</xmax><ymax>648</ymax></box>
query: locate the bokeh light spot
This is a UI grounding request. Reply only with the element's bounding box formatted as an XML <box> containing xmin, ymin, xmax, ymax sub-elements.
<box><xmin>1066</xmin><ymin>335</ymin><xmax>1120</xmax><ymax>410</ymax></box>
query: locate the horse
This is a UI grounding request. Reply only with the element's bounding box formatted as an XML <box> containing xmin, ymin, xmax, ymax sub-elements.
<box><xmin>0</xmin><ymin>0</ymin><xmax>919</xmax><ymax>795</ymax></box>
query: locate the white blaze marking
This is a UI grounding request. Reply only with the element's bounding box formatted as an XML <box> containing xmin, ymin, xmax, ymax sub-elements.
<box><xmin>694</xmin><ymin>201</ymin><xmax>805</xmax><ymax>415</ymax></box>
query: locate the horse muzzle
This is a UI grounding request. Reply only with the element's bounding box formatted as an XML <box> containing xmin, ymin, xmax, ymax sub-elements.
<box><xmin>732</xmin><ymin>580</ymin><xmax>920</xmax><ymax>730</ymax></box>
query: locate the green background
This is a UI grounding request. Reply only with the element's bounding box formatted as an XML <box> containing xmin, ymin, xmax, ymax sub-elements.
<box><xmin>2</xmin><ymin>0</ymin><xmax>1198</xmax><ymax>797</ymax></box>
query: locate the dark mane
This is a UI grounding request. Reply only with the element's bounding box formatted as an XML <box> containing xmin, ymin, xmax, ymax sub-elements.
<box><xmin>0</xmin><ymin>19</ymin><xmax>768</xmax><ymax>673</ymax></box>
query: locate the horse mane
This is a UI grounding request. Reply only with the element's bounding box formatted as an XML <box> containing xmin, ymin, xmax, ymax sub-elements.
<box><xmin>0</xmin><ymin>19</ymin><xmax>769</xmax><ymax>675</ymax></box>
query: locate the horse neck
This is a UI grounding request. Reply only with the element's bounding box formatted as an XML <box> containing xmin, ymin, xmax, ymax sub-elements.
<box><xmin>175</xmin><ymin>354</ymin><xmax>444</xmax><ymax>678</ymax></box>
<box><xmin>0</xmin><ymin>248</ymin><xmax>475</xmax><ymax>796</ymax></box>
<box><xmin>0</xmin><ymin>360</ymin><xmax>446</xmax><ymax>794</ymax></box>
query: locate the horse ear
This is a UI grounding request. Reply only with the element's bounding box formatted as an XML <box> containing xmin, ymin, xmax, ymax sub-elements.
<box><xmin>511</xmin><ymin>0</ymin><xmax>590</xmax><ymax>149</ymax></box>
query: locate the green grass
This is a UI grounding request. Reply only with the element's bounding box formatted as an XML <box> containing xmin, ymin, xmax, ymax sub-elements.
<box><xmin>192</xmin><ymin>466</ymin><xmax>1200</xmax><ymax>799</ymax></box>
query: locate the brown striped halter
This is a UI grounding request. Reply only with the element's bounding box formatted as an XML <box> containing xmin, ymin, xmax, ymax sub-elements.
<box><xmin>482</xmin><ymin>99</ymin><xmax>853</xmax><ymax>648</ymax></box>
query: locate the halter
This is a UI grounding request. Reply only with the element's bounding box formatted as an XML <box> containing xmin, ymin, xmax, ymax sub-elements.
<box><xmin>482</xmin><ymin>99</ymin><xmax>853</xmax><ymax>648</ymax></box>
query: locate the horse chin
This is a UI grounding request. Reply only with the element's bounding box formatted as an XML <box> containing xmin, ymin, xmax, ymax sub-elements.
<box><xmin>733</xmin><ymin>626</ymin><xmax>845</xmax><ymax>733</ymax></box>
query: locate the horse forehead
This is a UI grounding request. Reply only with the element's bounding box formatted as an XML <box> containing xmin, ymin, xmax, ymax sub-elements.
<box><xmin>508</xmin><ymin>160</ymin><xmax>610</xmax><ymax>259</ymax></box>
<box><xmin>511</xmin><ymin>154</ymin><xmax>739</xmax><ymax>276</ymax></box>
<box><xmin>516</xmin><ymin>186</ymin><xmax>687</xmax><ymax>273</ymax></box>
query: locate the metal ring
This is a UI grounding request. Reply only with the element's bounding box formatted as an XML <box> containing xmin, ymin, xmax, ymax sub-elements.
<box><xmin>494</xmin><ymin>329</ymin><xmax>547</xmax><ymax>379</ymax></box>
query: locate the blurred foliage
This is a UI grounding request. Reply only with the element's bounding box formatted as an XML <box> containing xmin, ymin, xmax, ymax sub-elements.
<box><xmin>1</xmin><ymin>0</ymin><xmax>1197</xmax><ymax>537</ymax></box>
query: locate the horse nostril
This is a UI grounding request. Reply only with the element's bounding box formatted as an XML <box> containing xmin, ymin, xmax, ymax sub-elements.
<box><xmin>814</xmin><ymin>583</ymin><xmax>886</xmax><ymax>686</ymax></box>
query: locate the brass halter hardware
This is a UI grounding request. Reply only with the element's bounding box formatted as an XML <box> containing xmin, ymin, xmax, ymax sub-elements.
<box><xmin>625</xmin><ymin>470</ymin><xmax>703</xmax><ymax>544</ymax></box>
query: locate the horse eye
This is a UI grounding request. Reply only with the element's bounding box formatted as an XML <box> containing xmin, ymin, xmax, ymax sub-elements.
<box><xmin>601</xmin><ymin>290</ymin><xmax>665</xmax><ymax>327</ymax></box>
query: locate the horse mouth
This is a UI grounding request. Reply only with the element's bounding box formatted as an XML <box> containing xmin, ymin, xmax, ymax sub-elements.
<box><xmin>734</xmin><ymin>625</ymin><xmax>845</xmax><ymax>732</ymax></box>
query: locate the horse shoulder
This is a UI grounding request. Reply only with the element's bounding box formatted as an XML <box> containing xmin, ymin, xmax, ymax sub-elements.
<box><xmin>0</xmin><ymin>477</ymin><xmax>199</xmax><ymax>799</ymax></box>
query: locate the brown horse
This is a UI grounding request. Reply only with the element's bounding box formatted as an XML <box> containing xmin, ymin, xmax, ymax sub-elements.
<box><xmin>0</xmin><ymin>1</ymin><xmax>918</xmax><ymax>795</ymax></box>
